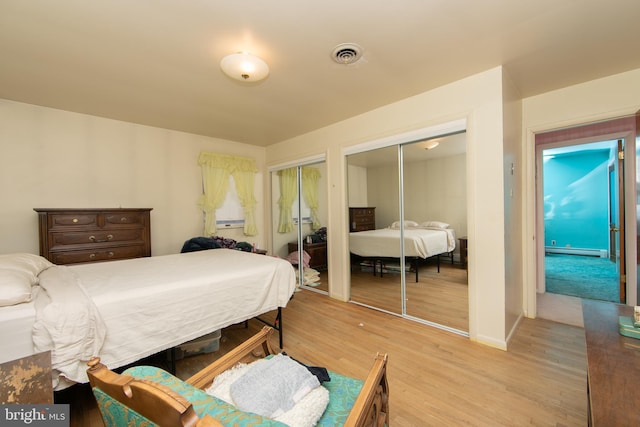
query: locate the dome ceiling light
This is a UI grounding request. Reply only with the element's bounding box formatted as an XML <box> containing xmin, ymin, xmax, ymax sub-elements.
<box><xmin>220</xmin><ymin>52</ymin><xmax>269</xmax><ymax>82</ymax></box>
<box><xmin>425</xmin><ymin>140</ymin><xmax>440</xmax><ymax>150</ymax></box>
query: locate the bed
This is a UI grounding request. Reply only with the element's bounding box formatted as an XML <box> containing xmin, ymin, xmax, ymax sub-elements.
<box><xmin>0</xmin><ymin>250</ymin><xmax>296</xmax><ymax>390</ymax></box>
<box><xmin>349</xmin><ymin>221</ymin><xmax>456</xmax><ymax>281</ymax></box>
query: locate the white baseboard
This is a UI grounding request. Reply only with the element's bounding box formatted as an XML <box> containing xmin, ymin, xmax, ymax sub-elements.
<box><xmin>545</xmin><ymin>247</ymin><xmax>608</xmax><ymax>258</ymax></box>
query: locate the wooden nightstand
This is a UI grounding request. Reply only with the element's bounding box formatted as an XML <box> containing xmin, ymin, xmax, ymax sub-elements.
<box><xmin>288</xmin><ymin>241</ymin><xmax>327</xmax><ymax>269</ymax></box>
<box><xmin>459</xmin><ymin>236</ymin><xmax>468</xmax><ymax>270</ymax></box>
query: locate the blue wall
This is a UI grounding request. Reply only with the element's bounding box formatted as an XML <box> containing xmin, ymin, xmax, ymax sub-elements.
<box><xmin>543</xmin><ymin>150</ymin><xmax>611</xmax><ymax>251</ymax></box>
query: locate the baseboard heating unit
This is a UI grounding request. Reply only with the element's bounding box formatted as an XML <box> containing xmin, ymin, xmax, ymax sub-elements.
<box><xmin>545</xmin><ymin>247</ymin><xmax>608</xmax><ymax>258</ymax></box>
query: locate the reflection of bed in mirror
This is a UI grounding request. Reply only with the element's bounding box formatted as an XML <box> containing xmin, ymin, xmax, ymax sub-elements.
<box><xmin>349</xmin><ymin>221</ymin><xmax>456</xmax><ymax>282</ymax></box>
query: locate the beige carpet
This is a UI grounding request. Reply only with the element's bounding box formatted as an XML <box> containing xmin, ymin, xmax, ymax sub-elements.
<box><xmin>536</xmin><ymin>292</ymin><xmax>584</xmax><ymax>328</ymax></box>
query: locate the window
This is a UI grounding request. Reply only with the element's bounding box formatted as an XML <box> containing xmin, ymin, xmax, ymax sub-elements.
<box><xmin>198</xmin><ymin>152</ymin><xmax>257</xmax><ymax>236</ymax></box>
<box><xmin>215</xmin><ymin>175</ymin><xmax>245</xmax><ymax>229</ymax></box>
<box><xmin>292</xmin><ymin>193</ymin><xmax>312</xmax><ymax>224</ymax></box>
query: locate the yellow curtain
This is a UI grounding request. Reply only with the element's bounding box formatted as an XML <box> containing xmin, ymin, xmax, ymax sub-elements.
<box><xmin>197</xmin><ymin>152</ymin><xmax>258</xmax><ymax>236</ymax></box>
<box><xmin>301</xmin><ymin>166</ymin><xmax>321</xmax><ymax>229</ymax></box>
<box><xmin>277</xmin><ymin>168</ymin><xmax>298</xmax><ymax>233</ymax></box>
<box><xmin>233</xmin><ymin>168</ymin><xmax>258</xmax><ymax>236</ymax></box>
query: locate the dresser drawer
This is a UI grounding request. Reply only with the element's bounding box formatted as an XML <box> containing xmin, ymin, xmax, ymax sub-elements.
<box><xmin>48</xmin><ymin>228</ymin><xmax>145</xmax><ymax>249</ymax></box>
<box><xmin>103</xmin><ymin>211</ymin><xmax>147</xmax><ymax>228</ymax></box>
<box><xmin>49</xmin><ymin>245</ymin><xmax>148</xmax><ymax>265</ymax></box>
<box><xmin>351</xmin><ymin>208</ymin><xmax>375</xmax><ymax>218</ymax></box>
<box><xmin>48</xmin><ymin>213</ymin><xmax>99</xmax><ymax>229</ymax></box>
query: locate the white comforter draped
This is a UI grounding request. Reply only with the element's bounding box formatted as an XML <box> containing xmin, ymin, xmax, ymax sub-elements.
<box><xmin>32</xmin><ymin>266</ymin><xmax>106</xmax><ymax>386</ymax></box>
<box><xmin>32</xmin><ymin>249</ymin><xmax>296</xmax><ymax>389</ymax></box>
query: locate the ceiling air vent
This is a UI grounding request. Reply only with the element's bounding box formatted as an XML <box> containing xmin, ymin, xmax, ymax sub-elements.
<box><xmin>331</xmin><ymin>43</ymin><xmax>363</xmax><ymax>65</ymax></box>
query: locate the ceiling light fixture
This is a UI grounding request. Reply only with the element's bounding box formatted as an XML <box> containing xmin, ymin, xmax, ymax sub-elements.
<box><xmin>425</xmin><ymin>141</ymin><xmax>440</xmax><ymax>150</ymax></box>
<box><xmin>220</xmin><ymin>52</ymin><xmax>269</xmax><ymax>82</ymax></box>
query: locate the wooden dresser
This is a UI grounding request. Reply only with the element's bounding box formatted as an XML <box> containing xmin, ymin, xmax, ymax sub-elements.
<box><xmin>34</xmin><ymin>208</ymin><xmax>152</xmax><ymax>265</ymax></box>
<box><xmin>349</xmin><ymin>207</ymin><xmax>376</xmax><ymax>232</ymax></box>
<box><xmin>582</xmin><ymin>300</ymin><xmax>640</xmax><ymax>426</ymax></box>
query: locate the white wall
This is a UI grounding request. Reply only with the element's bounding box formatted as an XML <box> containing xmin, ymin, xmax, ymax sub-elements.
<box><xmin>364</xmin><ymin>154</ymin><xmax>467</xmax><ymax>236</ymax></box>
<box><xmin>522</xmin><ymin>68</ymin><xmax>640</xmax><ymax>316</ymax></box>
<box><xmin>367</xmin><ymin>162</ymin><xmax>400</xmax><ymax>229</ymax></box>
<box><xmin>0</xmin><ymin>99</ymin><xmax>267</xmax><ymax>256</ymax></box>
<box><xmin>403</xmin><ymin>154</ymin><xmax>467</xmax><ymax>237</ymax></box>
<box><xmin>347</xmin><ymin>165</ymin><xmax>368</xmax><ymax>207</ymax></box>
<box><xmin>502</xmin><ymin>69</ymin><xmax>524</xmax><ymax>340</ymax></box>
<box><xmin>267</xmin><ymin>67</ymin><xmax>509</xmax><ymax>348</ymax></box>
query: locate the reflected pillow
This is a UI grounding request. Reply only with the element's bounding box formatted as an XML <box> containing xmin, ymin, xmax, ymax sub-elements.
<box><xmin>389</xmin><ymin>220</ymin><xmax>419</xmax><ymax>229</ymax></box>
<box><xmin>420</xmin><ymin>221</ymin><xmax>449</xmax><ymax>229</ymax></box>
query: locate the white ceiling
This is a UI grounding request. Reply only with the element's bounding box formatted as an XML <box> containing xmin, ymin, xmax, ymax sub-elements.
<box><xmin>1</xmin><ymin>1</ymin><xmax>639</xmax><ymax>147</ymax></box>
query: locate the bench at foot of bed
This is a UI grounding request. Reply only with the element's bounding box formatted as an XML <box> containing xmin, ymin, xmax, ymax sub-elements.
<box><xmin>87</xmin><ymin>326</ymin><xmax>389</xmax><ymax>427</ymax></box>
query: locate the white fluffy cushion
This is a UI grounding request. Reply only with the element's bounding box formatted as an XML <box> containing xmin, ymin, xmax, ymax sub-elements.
<box><xmin>0</xmin><ymin>253</ymin><xmax>54</xmax><ymax>307</ymax></box>
<box><xmin>206</xmin><ymin>360</ymin><xmax>329</xmax><ymax>427</ymax></box>
<box><xmin>421</xmin><ymin>221</ymin><xmax>450</xmax><ymax>229</ymax></box>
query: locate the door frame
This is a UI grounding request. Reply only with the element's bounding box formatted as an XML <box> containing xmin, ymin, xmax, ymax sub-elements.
<box><xmin>533</xmin><ymin>117</ymin><xmax>636</xmax><ymax>304</ymax></box>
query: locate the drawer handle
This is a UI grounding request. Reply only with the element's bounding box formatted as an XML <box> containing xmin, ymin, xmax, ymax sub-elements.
<box><xmin>120</xmin><ymin>217</ymin><xmax>127</xmax><ymax>223</ymax></box>
<box><xmin>72</xmin><ymin>218</ymin><xmax>79</xmax><ymax>223</ymax></box>
<box><xmin>89</xmin><ymin>234</ymin><xmax>113</xmax><ymax>243</ymax></box>
<box><xmin>89</xmin><ymin>251</ymin><xmax>115</xmax><ymax>259</ymax></box>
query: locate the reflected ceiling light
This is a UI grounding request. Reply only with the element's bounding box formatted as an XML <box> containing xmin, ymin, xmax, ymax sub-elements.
<box><xmin>220</xmin><ymin>52</ymin><xmax>269</xmax><ymax>82</ymax></box>
<box><xmin>425</xmin><ymin>141</ymin><xmax>440</xmax><ymax>150</ymax></box>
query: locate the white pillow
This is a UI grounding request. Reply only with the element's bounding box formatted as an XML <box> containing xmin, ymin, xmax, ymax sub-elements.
<box><xmin>0</xmin><ymin>253</ymin><xmax>54</xmax><ymax>277</ymax></box>
<box><xmin>389</xmin><ymin>220</ymin><xmax>419</xmax><ymax>229</ymax></box>
<box><xmin>421</xmin><ymin>221</ymin><xmax>450</xmax><ymax>229</ymax></box>
<box><xmin>0</xmin><ymin>269</ymin><xmax>35</xmax><ymax>306</ymax></box>
<box><xmin>0</xmin><ymin>253</ymin><xmax>53</xmax><ymax>307</ymax></box>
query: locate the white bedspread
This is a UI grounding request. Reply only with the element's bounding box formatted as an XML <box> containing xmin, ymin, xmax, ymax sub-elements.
<box><xmin>349</xmin><ymin>228</ymin><xmax>455</xmax><ymax>258</ymax></box>
<box><xmin>31</xmin><ymin>249</ymin><xmax>296</xmax><ymax>389</ymax></box>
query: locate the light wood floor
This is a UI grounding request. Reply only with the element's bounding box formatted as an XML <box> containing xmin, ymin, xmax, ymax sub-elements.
<box><xmin>61</xmin><ymin>289</ymin><xmax>587</xmax><ymax>426</ymax></box>
<box><xmin>350</xmin><ymin>257</ymin><xmax>469</xmax><ymax>331</ymax></box>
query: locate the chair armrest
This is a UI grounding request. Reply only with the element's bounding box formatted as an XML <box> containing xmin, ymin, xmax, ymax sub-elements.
<box><xmin>87</xmin><ymin>357</ymin><xmax>204</xmax><ymax>427</ymax></box>
<box><xmin>343</xmin><ymin>353</ymin><xmax>389</xmax><ymax>427</ymax></box>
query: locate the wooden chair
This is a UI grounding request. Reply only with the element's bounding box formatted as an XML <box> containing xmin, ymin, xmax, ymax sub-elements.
<box><xmin>87</xmin><ymin>326</ymin><xmax>389</xmax><ymax>427</ymax></box>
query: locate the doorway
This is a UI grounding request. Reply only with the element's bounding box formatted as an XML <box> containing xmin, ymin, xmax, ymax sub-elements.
<box><xmin>541</xmin><ymin>140</ymin><xmax>621</xmax><ymax>303</ymax></box>
<box><xmin>535</xmin><ymin>115</ymin><xmax>638</xmax><ymax>313</ymax></box>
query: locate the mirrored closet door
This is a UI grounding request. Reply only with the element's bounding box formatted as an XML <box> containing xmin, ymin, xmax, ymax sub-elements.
<box><xmin>271</xmin><ymin>161</ymin><xmax>328</xmax><ymax>294</ymax></box>
<box><xmin>347</xmin><ymin>145</ymin><xmax>402</xmax><ymax>314</ymax></box>
<box><xmin>347</xmin><ymin>132</ymin><xmax>469</xmax><ymax>334</ymax></box>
